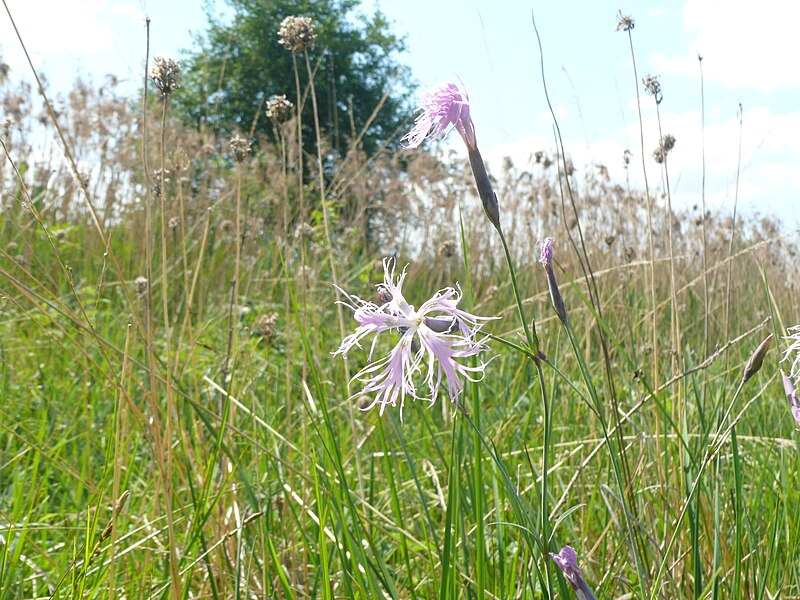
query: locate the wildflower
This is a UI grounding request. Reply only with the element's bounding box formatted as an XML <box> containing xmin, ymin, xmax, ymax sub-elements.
<box><xmin>151</xmin><ymin>57</ymin><xmax>181</xmax><ymax>97</ymax></box>
<box><xmin>402</xmin><ymin>82</ymin><xmax>476</xmax><ymax>151</ymax></box>
<box><xmin>783</xmin><ymin>325</ymin><xmax>800</xmax><ymax>383</ymax></box>
<box><xmin>402</xmin><ymin>81</ymin><xmax>500</xmax><ymax>232</ymax></box>
<box><xmin>781</xmin><ymin>371</ymin><xmax>800</xmax><ymax>427</ymax></box>
<box><xmin>334</xmin><ymin>258</ymin><xmax>494</xmax><ymax>419</ymax></box>
<box><xmin>539</xmin><ymin>238</ymin><xmax>567</xmax><ymax>324</ymax></box>
<box><xmin>266</xmin><ymin>94</ymin><xmax>294</xmax><ymax>123</ymax></box>
<box><xmin>278</xmin><ymin>16</ymin><xmax>316</xmax><ymax>52</ymax></box>
<box><xmin>742</xmin><ymin>333</ymin><xmax>773</xmax><ymax>383</ymax></box>
<box><xmin>549</xmin><ymin>546</ymin><xmax>598</xmax><ymax>600</ymax></box>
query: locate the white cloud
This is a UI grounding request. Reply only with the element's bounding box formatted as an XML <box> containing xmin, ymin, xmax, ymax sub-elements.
<box><xmin>111</xmin><ymin>1</ymin><xmax>145</xmax><ymax>26</ymax></box>
<box><xmin>483</xmin><ymin>104</ymin><xmax>800</xmax><ymax>228</ymax></box>
<box><xmin>538</xmin><ymin>105</ymin><xmax>568</xmax><ymax>124</ymax></box>
<box><xmin>653</xmin><ymin>0</ymin><xmax>800</xmax><ymax>90</ymax></box>
<box><xmin>0</xmin><ymin>0</ymin><xmax>115</xmax><ymax>61</ymax></box>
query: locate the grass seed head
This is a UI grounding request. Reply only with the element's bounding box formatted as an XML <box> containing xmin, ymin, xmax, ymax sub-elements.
<box><xmin>278</xmin><ymin>16</ymin><xmax>316</xmax><ymax>52</ymax></box>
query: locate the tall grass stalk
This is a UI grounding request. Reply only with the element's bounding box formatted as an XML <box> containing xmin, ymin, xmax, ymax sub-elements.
<box><xmin>622</xmin><ymin>21</ymin><xmax>659</xmax><ymax>386</ymax></box>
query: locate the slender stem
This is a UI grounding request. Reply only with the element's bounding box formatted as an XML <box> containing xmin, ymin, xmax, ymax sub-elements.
<box><xmin>302</xmin><ymin>49</ymin><xmax>362</xmax><ymax>494</ymax></box>
<box><xmin>654</xmin><ymin>102</ymin><xmax>680</xmax><ymax>375</ymax></box>
<box><xmin>563</xmin><ymin>319</ymin><xmax>649</xmax><ymax>598</ymax></box>
<box><xmin>290</xmin><ymin>51</ymin><xmax>307</xmax><ymax>347</ymax></box>
<box><xmin>496</xmin><ymin>226</ymin><xmax>552</xmax><ymax>597</ymax></box>
<box><xmin>699</xmin><ymin>55</ymin><xmax>709</xmax><ymax>359</ymax></box>
<box><xmin>497</xmin><ymin>229</ymin><xmax>539</xmax><ymax>354</ymax></box>
<box><xmin>626</xmin><ymin>31</ymin><xmax>659</xmax><ymax>385</ymax></box>
<box><xmin>158</xmin><ymin>94</ymin><xmax>180</xmax><ymax>598</ymax></box>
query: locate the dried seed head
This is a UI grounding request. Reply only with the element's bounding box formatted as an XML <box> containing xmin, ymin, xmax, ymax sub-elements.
<box><xmin>151</xmin><ymin>168</ymin><xmax>169</xmax><ymax>198</ymax></box>
<box><xmin>653</xmin><ymin>134</ymin><xmax>676</xmax><ymax>164</ymax></box>
<box><xmin>266</xmin><ymin>94</ymin><xmax>294</xmax><ymax>123</ymax></box>
<box><xmin>616</xmin><ymin>11</ymin><xmax>635</xmax><ymax>32</ymax></box>
<box><xmin>623</xmin><ymin>149</ymin><xmax>632</xmax><ymax>168</ymax></box>
<box><xmin>438</xmin><ymin>240</ymin><xmax>456</xmax><ymax>258</ymax></box>
<box><xmin>1</xmin><ymin>116</ymin><xmax>13</xmax><ymax>135</ymax></box>
<box><xmin>255</xmin><ymin>312</ymin><xmax>279</xmax><ymax>340</ymax></box>
<box><xmin>151</xmin><ymin>57</ymin><xmax>181</xmax><ymax>96</ymax></box>
<box><xmin>642</xmin><ymin>74</ymin><xmax>662</xmax><ymax>104</ymax></box>
<box><xmin>168</xmin><ymin>216</ymin><xmax>180</xmax><ymax>231</ymax></box>
<box><xmin>134</xmin><ymin>275</ymin><xmax>148</xmax><ymax>295</ymax></box>
<box><xmin>229</xmin><ymin>134</ymin><xmax>250</xmax><ymax>162</ymax></box>
<box><xmin>293</xmin><ymin>222</ymin><xmax>314</xmax><ymax>240</ymax></box>
<box><xmin>171</xmin><ymin>148</ymin><xmax>191</xmax><ymax>172</ymax></box>
<box><xmin>278</xmin><ymin>16</ymin><xmax>316</xmax><ymax>52</ymax></box>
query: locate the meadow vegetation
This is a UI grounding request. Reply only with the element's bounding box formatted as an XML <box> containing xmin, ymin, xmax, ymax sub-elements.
<box><xmin>1</xmin><ymin>9</ymin><xmax>799</xmax><ymax>600</ymax></box>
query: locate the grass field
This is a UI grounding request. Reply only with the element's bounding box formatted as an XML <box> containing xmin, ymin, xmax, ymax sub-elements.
<box><xmin>2</xmin><ymin>12</ymin><xmax>800</xmax><ymax>600</ymax></box>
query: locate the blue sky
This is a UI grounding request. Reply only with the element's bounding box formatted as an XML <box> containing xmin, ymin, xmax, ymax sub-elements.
<box><xmin>1</xmin><ymin>0</ymin><xmax>799</xmax><ymax>226</ymax></box>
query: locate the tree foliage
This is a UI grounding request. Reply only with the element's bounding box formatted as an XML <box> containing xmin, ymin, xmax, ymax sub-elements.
<box><xmin>175</xmin><ymin>0</ymin><xmax>413</xmax><ymax>154</ymax></box>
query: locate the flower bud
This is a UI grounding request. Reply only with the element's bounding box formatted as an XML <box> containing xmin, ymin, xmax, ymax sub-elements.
<box><xmin>539</xmin><ymin>238</ymin><xmax>567</xmax><ymax>324</ymax></box>
<box><xmin>467</xmin><ymin>148</ymin><xmax>501</xmax><ymax>232</ymax></box>
<box><xmin>550</xmin><ymin>546</ymin><xmax>597</xmax><ymax>600</ymax></box>
<box><xmin>742</xmin><ymin>333</ymin><xmax>773</xmax><ymax>383</ymax></box>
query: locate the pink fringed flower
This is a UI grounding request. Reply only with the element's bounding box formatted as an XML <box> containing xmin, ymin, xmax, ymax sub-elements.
<box><xmin>549</xmin><ymin>546</ymin><xmax>597</xmax><ymax>600</ymax></box>
<box><xmin>781</xmin><ymin>370</ymin><xmax>800</xmax><ymax>427</ymax></box>
<box><xmin>334</xmin><ymin>258</ymin><xmax>493</xmax><ymax>419</ymax></box>
<box><xmin>401</xmin><ymin>82</ymin><xmax>477</xmax><ymax>151</ymax></box>
<box><xmin>402</xmin><ymin>81</ymin><xmax>501</xmax><ymax>231</ymax></box>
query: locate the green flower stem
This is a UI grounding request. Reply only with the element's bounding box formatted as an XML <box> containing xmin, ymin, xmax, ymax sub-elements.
<box><xmin>496</xmin><ymin>226</ymin><xmax>554</xmax><ymax>597</ymax></box>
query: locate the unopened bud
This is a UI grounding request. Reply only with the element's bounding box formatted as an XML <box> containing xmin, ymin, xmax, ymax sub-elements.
<box><xmin>742</xmin><ymin>333</ymin><xmax>773</xmax><ymax>383</ymax></box>
<box><xmin>540</xmin><ymin>238</ymin><xmax>567</xmax><ymax>324</ymax></box>
<box><xmin>467</xmin><ymin>148</ymin><xmax>501</xmax><ymax>232</ymax></box>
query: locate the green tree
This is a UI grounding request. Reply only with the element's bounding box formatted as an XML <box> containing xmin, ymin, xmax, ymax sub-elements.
<box><xmin>175</xmin><ymin>0</ymin><xmax>413</xmax><ymax>155</ymax></box>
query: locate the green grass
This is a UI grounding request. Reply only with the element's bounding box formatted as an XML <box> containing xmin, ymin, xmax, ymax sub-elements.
<box><xmin>2</xmin><ymin>194</ymin><xmax>798</xmax><ymax>598</ymax></box>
